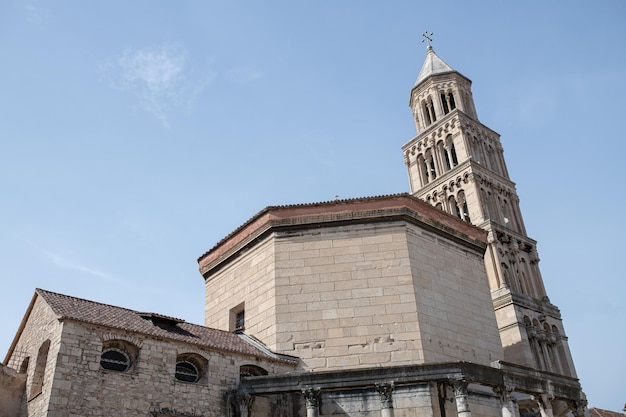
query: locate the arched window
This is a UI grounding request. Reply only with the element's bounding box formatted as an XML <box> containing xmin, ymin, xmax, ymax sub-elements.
<box><xmin>428</xmin><ymin>96</ymin><xmax>437</xmax><ymax>122</ymax></box>
<box><xmin>552</xmin><ymin>326</ymin><xmax>572</xmax><ymax>376</ymax></box>
<box><xmin>479</xmin><ymin>141</ymin><xmax>488</xmax><ymax>166</ymax></box>
<box><xmin>470</xmin><ymin>137</ymin><xmax>479</xmax><ymax>162</ymax></box>
<box><xmin>533</xmin><ymin>319</ymin><xmax>547</xmax><ymax>370</ymax></box>
<box><xmin>440</xmin><ymin>92</ymin><xmax>450</xmax><ymax>114</ymax></box>
<box><xmin>422</xmin><ymin>96</ymin><xmax>437</xmax><ymax>126</ymax></box>
<box><xmin>438</xmin><ymin>141</ymin><xmax>451</xmax><ymax>171</ymax></box>
<box><xmin>175</xmin><ymin>353</ymin><xmax>207</xmax><ymax>383</ymax></box>
<box><xmin>440</xmin><ymin>90</ymin><xmax>456</xmax><ymax>114</ymax></box>
<box><xmin>457</xmin><ymin>191</ymin><xmax>470</xmax><ymax>222</ymax></box>
<box><xmin>500</xmin><ymin>263</ymin><xmax>510</xmax><ymax>289</ymax></box>
<box><xmin>417</xmin><ymin>154</ymin><xmax>429</xmax><ymax>185</ymax></box>
<box><xmin>519</xmin><ymin>271</ymin><xmax>528</xmax><ymax>295</ymax></box>
<box><xmin>448</xmin><ymin>196</ymin><xmax>461</xmax><ymax>219</ymax></box>
<box><xmin>240</xmin><ymin>364</ymin><xmax>268</xmax><ymax>378</ymax></box>
<box><xmin>449</xmin><ymin>92</ymin><xmax>456</xmax><ymax>110</ymax></box>
<box><xmin>428</xmin><ymin>154</ymin><xmax>437</xmax><ymax>180</ymax></box>
<box><xmin>175</xmin><ymin>361</ymin><xmax>200</xmax><ymax>382</ymax></box>
<box><xmin>450</xmin><ymin>143</ymin><xmax>458</xmax><ymax>167</ymax></box>
<box><xmin>100</xmin><ymin>348</ymin><xmax>131</xmax><ymax>372</ymax></box>
<box><xmin>100</xmin><ymin>340</ymin><xmax>138</xmax><ymax>373</ymax></box>
<box><xmin>543</xmin><ymin>323</ymin><xmax>556</xmax><ymax>372</ymax></box>
<box><xmin>19</xmin><ymin>357</ymin><xmax>29</xmax><ymax>374</ymax></box>
<box><xmin>422</xmin><ymin>100</ymin><xmax>432</xmax><ymax>126</ymax></box>
<box><xmin>488</xmin><ymin>145</ymin><xmax>498</xmax><ymax>172</ymax></box>
<box><xmin>524</xmin><ymin>317</ymin><xmax>543</xmax><ymax>370</ymax></box>
<box><xmin>30</xmin><ymin>340</ymin><xmax>50</xmax><ymax>398</ymax></box>
<box><xmin>520</xmin><ymin>260</ymin><xmax>536</xmax><ymax>297</ymax></box>
<box><xmin>501</xmin><ymin>199</ymin><xmax>511</xmax><ymax>228</ymax></box>
<box><xmin>480</xmin><ymin>189</ymin><xmax>491</xmax><ymax>220</ymax></box>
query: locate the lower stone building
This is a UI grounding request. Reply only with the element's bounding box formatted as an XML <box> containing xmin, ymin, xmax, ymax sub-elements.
<box><xmin>2</xmin><ymin>46</ymin><xmax>587</xmax><ymax>416</ymax></box>
<box><xmin>3</xmin><ymin>289</ymin><xmax>297</xmax><ymax>417</ymax></box>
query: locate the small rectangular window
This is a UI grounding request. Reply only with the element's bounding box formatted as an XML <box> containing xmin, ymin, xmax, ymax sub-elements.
<box><xmin>235</xmin><ymin>311</ymin><xmax>245</xmax><ymax>331</ymax></box>
<box><xmin>229</xmin><ymin>302</ymin><xmax>245</xmax><ymax>333</ymax></box>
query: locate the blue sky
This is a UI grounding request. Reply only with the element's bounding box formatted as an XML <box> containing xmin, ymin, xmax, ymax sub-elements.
<box><xmin>1</xmin><ymin>0</ymin><xmax>624</xmax><ymax>410</ymax></box>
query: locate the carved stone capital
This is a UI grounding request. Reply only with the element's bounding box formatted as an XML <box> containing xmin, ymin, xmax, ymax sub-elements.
<box><xmin>567</xmin><ymin>399</ymin><xmax>587</xmax><ymax>417</ymax></box>
<box><xmin>376</xmin><ymin>382</ymin><xmax>394</xmax><ymax>409</ymax></box>
<box><xmin>233</xmin><ymin>393</ymin><xmax>254</xmax><ymax>417</ymax></box>
<box><xmin>451</xmin><ymin>378</ymin><xmax>471</xmax><ymax>415</ymax></box>
<box><xmin>302</xmin><ymin>388</ymin><xmax>321</xmax><ymax>409</ymax></box>
<box><xmin>529</xmin><ymin>247</ymin><xmax>540</xmax><ymax>263</ymax></box>
<box><xmin>451</xmin><ymin>379</ymin><xmax>468</xmax><ymax>397</ymax></box>
<box><xmin>531</xmin><ymin>394</ymin><xmax>554</xmax><ymax>412</ymax></box>
<box><xmin>510</xmin><ymin>240</ymin><xmax>520</xmax><ymax>255</ymax></box>
<box><xmin>493</xmin><ymin>385</ymin><xmax>514</xmax><ymax>403</ymax></box>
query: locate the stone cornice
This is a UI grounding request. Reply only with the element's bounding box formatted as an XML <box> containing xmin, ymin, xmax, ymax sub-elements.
<box><xmin>198</xmin><ymin>194</ymin><xmax>488</xmax><ymax>278</ymax></box>
<box><xmin>413</xmin><ymin>160</ymin><xmax>472</xmax><ymax>197</ymax></box>
<box><xmin>467</xmin><ymin>163</ymin><xmax>517</xmax><ymax>191</ymax></box>
<box><xmin>492</xmin><ymin>291</ymin><xmax>562</xmax><ymax>319</ymax></box>
<box><xmin>456</xmin><ymin>112</ymin><xmax>502</xmax><ymax>144</ymax></box>
<box><xmin>240</xmin><ymin>360</ymin><xmax>583</xmax><ymax>402</ymax></box>
<box><xmin>481</xmin><ymin>222</ymin><xmax>538</xmax><ymax>247</ymax></box>
<box><xmin>402</xmin><ymin>111</ymin><xmax>460</xmax><ymax>150</ymax></box>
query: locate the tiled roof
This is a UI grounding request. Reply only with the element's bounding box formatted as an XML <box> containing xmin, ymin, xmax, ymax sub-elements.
<box><xmin>197</xmin><ymin>193</ymin><xmax>412</xmax><ymax>262</ymax></box>
<box><xmin>589</xmin><ymin>408</ymin><xmax>624</xmax><ymax>417</ymax></box>
<box><xmin>197</xmin><ymin>193</ymin><xmax>488</xmax><ymax>275</ymax></box>
<box><xmin>35</xmin><ymin>289</ymin><xmax>296</xmax><ymax>364</ymax></box>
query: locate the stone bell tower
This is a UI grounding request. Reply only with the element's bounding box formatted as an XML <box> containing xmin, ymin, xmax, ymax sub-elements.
<box><xmin>402</xmin><ymin>43</ymin><xmax>578</xmax><ymax>377</ymax></box>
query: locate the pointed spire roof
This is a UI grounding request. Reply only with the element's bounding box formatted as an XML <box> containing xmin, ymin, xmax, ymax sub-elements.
<box><xmin>414</xmin><ymin>46</ymin><xmax>456</xmax><ymax>87</ymax></box>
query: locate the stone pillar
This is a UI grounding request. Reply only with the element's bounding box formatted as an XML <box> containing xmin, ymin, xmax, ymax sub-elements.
<box><xmin>427</xmin><ymin>101</ymin><xmax>436</xmax><ymax>124</ymax></box>
<box><xmin>452</xmin><ymin>379</ymin><xmax>472</xmax><ymax>417</ymax></box>
<box><xmin>532</xmin><ymin>394</ymin><xmax>554</xmax><ymax>417</ymax></box>
<box><xmin>426</xmin><ymin>153</ymin><xmax>435</xmax><ymax>182</ymax></box>
<box><xmin>376</xmin><ymin>382</ymin><xmax>395</xmax><ymax>417</ymax></box>
<box><xmin>405</xmin><ymin>151</ymin><xmax>415</xmax><ymax>190</ymax></box>
<box><xmin>444</xmin><ymin>145</ymin><xmax>453</xmax><ymax>169</ymax></box>
<box><xmin>567</xmin><ymin>399</ymin><xmax>587</xmax><ymax>417</ymax></box>
<box><xmin>456</xmin><ymin>195</ymin><xmax>467</xmax><ymax>221</ymax></box>
<box><xmin>302</xmin><ymin>388</ymin><xmax>320</xmax><ymax>417</ymax></box>
<box><xmin>494</xmin><ymin>385</ymin><xmax>518</xmax><ymax>417</ymax></box>
<box><xmin>237</xmin><ymin>394</ymin><xmax>254</xmax><ymax>417</ymax></box>
<box><xmin>430</xmin><ymin>137</ymin><xmax>444</xmax><ymax>176</ymax></box>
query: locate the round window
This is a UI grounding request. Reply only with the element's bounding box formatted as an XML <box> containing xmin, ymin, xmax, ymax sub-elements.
<box><xmin>175</xmin><ymin>361</ymin><xmax>199</xmax><ymax>382</ymax></box>
<box><xmin>100</xmin><ymin>348</ymin><xmax>131</xmax><ymax>372</ymax></box>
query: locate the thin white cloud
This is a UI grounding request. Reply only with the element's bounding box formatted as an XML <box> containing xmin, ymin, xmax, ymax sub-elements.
<box><xmin>116</xmin><ymin>44</ymin><xmax>215</xmax><ymax>125</ymax></box>
<box><xmin>121</xmin><ymin>46</ymin><xmax>185</xmax><ymax>94</ymax></box>
<box><xmin>42</xmin><ymin>250</ymin><xmax>128</xmax><ymax>285</ymax></box>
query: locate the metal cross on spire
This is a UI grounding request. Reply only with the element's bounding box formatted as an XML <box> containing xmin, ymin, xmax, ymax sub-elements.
<box><xmin>421</xmin><ymin>31</ymin><xmax>434</xmax><ymax>47</ymax></box>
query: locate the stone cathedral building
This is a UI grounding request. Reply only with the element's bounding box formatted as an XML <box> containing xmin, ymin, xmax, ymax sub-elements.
<box><xmin>1</xmin><ymin>46</ymin><xmax>586</xmax><ymax>417</ymax></box>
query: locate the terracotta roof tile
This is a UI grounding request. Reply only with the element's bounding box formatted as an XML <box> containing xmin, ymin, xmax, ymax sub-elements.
<box><xmin>197</xmin><ymin>193</ymin><xmax>487</xmax><ymax>272</ymax></box>
<box><xmin>197</xmin><ymin>193</ymin><xmax>414</xmax><ymax>262</ymax></box>
<box><xmin>35</xmin><ymin>289</ymin><xmax>295</xmax><ymax>364</ymax></box>
<box><xmin>589</xmin><ymin>408</ymin><xmax>624</xmax><ymax>417</ymax></box>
